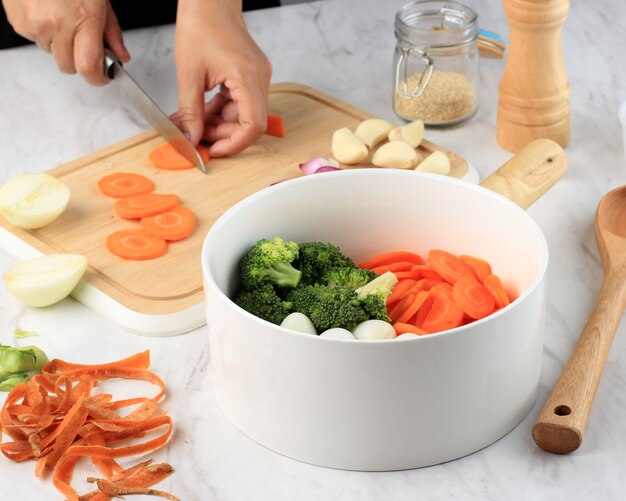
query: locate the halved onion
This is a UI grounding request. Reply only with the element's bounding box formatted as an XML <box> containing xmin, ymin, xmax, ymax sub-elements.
<box><xmin>4</xmin><ymin>254</ymin><xmax>87</xmax><ymax>307</ymax></box>
<box><xmin>0</xmin><ymin>173</ymin><xmax>70</xmax><ymax>229</ymax></box>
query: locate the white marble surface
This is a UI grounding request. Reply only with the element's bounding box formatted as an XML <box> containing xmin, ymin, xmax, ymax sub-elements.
<box><xmin>1</xmin><ymin>0</ymin><xmax>626</xmax><ymax>499</ymax></box>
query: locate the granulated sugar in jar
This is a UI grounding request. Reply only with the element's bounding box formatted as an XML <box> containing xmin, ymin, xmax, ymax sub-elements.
<box><xmin>393</xmin><ymin>1</ymin><xmax>480</xmax><ymax>127</ymax></box>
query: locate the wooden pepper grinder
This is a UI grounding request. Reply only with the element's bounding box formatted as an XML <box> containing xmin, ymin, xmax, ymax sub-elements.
<box><xmin>497</xmin><ymin>0</ymin><xmax>570</xmax><ymax>152</ymax></box>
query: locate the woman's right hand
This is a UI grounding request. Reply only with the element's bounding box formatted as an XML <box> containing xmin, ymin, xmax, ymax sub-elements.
<box><xmin>2</xmin><ymin>0</ymin><xmax>130</xmax><ymax>85</ymax></box>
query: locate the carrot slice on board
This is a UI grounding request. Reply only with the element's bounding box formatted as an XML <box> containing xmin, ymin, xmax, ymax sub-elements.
<box><xmin>265</xmin><ymin>114</ymin><xmax>285</xmax><ymax>138</ymax></box>
<box><xmin>483</xmin><ymin>274</ymin><xmax>511</xmax><ymax>309</ymax></box>
<box><xmin>148</xmin><ymin>143</ymin><xmax>210</xmax><ymax>170</ymax></box>
<box><xmin>421</xmin><ymin>291</ymin><xmax>465</xmax><ymax>333</ymax></box>
<box><xmin>459</xmin><ymin>255</ymin><xmax>492</xmax><ymax>283</ymax></box>
<box><xmin>428</xmin><ymin>249</ymin><xmax>474</xmax><ymax>284</ymax></box>
<box><xmin>114</xmin><ymin>193</ymin><xmax>179</xmax><ymax>219</ymax></box>
<box><xmin>452</xmin><ymin>276</ymin><xmax>496</xmax><ymax>320</ymax></box>
<box><xmin>106</xmin><ymin>230</ymin><xmax>168</xmax><ymax>261</ymax></box>
<box><xmin>97</xmin><ymin>173</ymin><xmax>155</xmax><ymax>198</ymax></box>
<box><xmin>358</xmin><ymin>251</ymin><xmax>423</xmax><ymax>270</ymax></box>
<box><xmin>393</xmin><ymin>323</ymin><xmax>427</xmax><ymax>336</ymax></box>
<box><xmin>140</xmin><ymin>205</ymin><xmax>196</xmax><ymax>241</ymax></box>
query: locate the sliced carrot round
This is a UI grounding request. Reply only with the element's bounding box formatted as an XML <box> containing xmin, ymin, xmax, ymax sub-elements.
<box><xmin>358</xmin><ymin>251</ymin><xmax>423</xmax><ymax>270</ymax></box>
<box><xmin>106</xmin><ymin>230</ymin><xmax>168</xmax><ymax>260</ymax></box>
<box><xmin>452</xmin><ymin>276</ymin><xmax>496</xmax><ymax>320</ymax></box>
<box><xmin>393</xmin><ymin>323</ymin><xmax>426</xmax><ymax>336</ymax></box>
<box><xmin>421</xmin><ymin>292</ymin><xmax>465</xmax><ymax>333</ymax></box>
<box><xmin>428</xmin><ymin>249</ymin><xmax>474</xmax><ymax>284</ymax></box>
<box><xmin>148</xmin><ymin>143</ymin><xmax>210</xmax><ymax>170</ymax></box>
<box><xmin>140</xmin><ymin>205</ymin><xmax>196</xmax><ymax>241</ymax></box>
<box><xmin>97</xmin><ymin>173</ymin><xmax>155</xmax><ymax>198</ymax></box>
<box><xmin>483</xmin><ymin>274</ymin><xmax>511</xmax><ymax>309</ymax></box>
<box><xmin>114</xmin><ymin>193</ymin><xmax>179</xmax><ymax>219</ymax></box>
<box><xmin>459</xmin><ymin>255</ymin><xmax>492</xmax><ymax>283</ymax></box>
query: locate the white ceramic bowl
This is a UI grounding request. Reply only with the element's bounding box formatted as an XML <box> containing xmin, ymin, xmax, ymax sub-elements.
<box><xmin>201</xmin><ymin>169</ymin><xmax>548</xmax><ymax>471</ymax></box>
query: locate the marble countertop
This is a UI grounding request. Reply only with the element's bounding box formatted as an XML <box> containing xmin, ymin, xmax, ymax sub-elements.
<box><xmin>1</xmin><ymin>0</ymin><xmax>626</xmax><ymax>499</ymax></box>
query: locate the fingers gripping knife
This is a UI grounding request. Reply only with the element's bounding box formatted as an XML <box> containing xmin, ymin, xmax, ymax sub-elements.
<box><xmin>104</xmin><ymin>49</ymin><xmax>207</xmax><ymax>174</ymax></box>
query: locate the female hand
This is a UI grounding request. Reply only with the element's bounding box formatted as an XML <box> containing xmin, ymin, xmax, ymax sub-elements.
<box><xmin>2</xmin><ymin>0</ymin><xmax>129</xmax><ymax>85</ymax></box>
<box><xmin>173</xmin><ymin>0</ymin><xmax>272</xmax><ymax>157</ymax></box>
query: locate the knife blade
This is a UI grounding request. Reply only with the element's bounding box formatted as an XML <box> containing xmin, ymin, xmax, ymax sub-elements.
<box><xmin>104</xmin><ymin>50</ymin><xmax>207</xmax><ymax>174</ymax></box>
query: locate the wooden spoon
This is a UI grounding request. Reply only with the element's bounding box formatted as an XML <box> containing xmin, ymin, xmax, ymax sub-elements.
<box><xmin>533</xmin><ymin>185</ymin><xmax>626</xmax><ymax>453</ymax></box>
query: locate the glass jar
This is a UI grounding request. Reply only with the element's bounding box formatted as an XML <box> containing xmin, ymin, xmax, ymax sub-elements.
<box><xmin>393</xmin><ymin>1</ymin><xmax>480</xmax><ymax>127</ymax></box>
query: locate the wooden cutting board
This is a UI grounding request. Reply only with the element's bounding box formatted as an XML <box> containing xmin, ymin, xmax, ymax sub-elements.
<box><xmin>0</xmin><ymin>83</ymin><xmax>469</xmax><ymax>336</ymax></box>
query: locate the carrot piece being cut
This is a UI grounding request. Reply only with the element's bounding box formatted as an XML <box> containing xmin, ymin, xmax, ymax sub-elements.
<box><xmin>141</xmin><ymin>205</ymin><xmax>196</xmax><ymax>241</ymax></box>
<box><xmin>452</xmin><ymin>276</ymin><xmax>495</xmax><ymax>320</ymax></box>
<box><xmin>460</xmin><ymin>255</ymin><xmax>492</xmax><ymax>283</ymax></box>
<box><xmin>358</xmin><ymin>251</ymin><xmax>423</xmax><ymax>270</ymax></box>
<box><xmin>106</xmin><ymin>230</ymin><xmax>168</xmax><ymax>261</ymax></box>
<box><xmin>265</xmin><ymin>114</ymin><xmax>285</xmax><ymax>138</ymax></box>
<box><xmin>148</xmin><ymin>143</ymin><xmax>210</xmax><ymax>170</ymax></box>
<box><xmin>97</xmin><ymin>172</ymin><xmax>155</xmax><ymax>198</ymax></box>
<box><xmin>428</xmin><ymin>249</ymin><xmax>474</xmax><ymax>284</ymax></box>
<box><xmin>483</xmin><ymin>274</ymin><xmax>511</xmax><ymax>309</ymax></box>
<box><xmin>115</xmin><ymin>193</ymin><xmax>179</xmax><ymax>219</ymax></box>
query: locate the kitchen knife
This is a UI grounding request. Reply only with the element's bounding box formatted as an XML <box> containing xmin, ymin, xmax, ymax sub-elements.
<box><xmin>104</xmin><ymin>50</ymin><xmax>207</xmax><ymax>174</ymax></box>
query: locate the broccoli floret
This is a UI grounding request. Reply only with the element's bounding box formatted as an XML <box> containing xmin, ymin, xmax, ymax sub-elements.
<box><xmin>286</xmin><ymin>284</ymin><xmax>369</xmax><ymax>332</ymax></box>
<box><xmin>295</xmin><ymin>242</ymin><xmax>356</xmax><ymax>285</ymax></box>
<box><xmin>322</xmin><ymin>267</ymin><xmax>378</xmax><ymax>289</ymax></box>
<box><xmin>361</xmin><ymin>293</ymin><xmax>392</xmax><ymax>323</ymax></box>
<box><xmin>234</xmin><ymin>284</ymin><xmax>293</xmax><ymax>325</ymax></box>
<box><xmin>240</xmin><ymin>237</ymin><xmax>302</xmax><ymax>289</ymax></box>
<box><xmin>355</xmin><ymin>272</ymin><xmax>398</xmax><ymax>324</ymax></box>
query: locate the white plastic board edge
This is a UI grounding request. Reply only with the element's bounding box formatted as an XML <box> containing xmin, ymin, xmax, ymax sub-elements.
<box><xmin>0</xmin><ymin>227</ymin><xmax>206</xmax><ymax>337</ymax></box>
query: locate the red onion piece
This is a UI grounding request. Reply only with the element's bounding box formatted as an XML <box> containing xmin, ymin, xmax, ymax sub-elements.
<box><xmin>314</xmin><ymin>166</ymin><xmax>341</xmax><ymax>174</ymax></box>
<box><xmin>299</xmin><ymin>157</ymin><xmax>340</xmax><ymax>176</ymax></box>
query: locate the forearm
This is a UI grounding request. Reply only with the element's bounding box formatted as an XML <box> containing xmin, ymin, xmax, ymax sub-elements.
<box><xmin>176</xmin><ymin>0</ymin><xmax>245</xmax><ymax>29</ymax></box>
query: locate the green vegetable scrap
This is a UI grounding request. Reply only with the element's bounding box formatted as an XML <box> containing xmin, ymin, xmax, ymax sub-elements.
<box><xmin>234</xmin><ymin>283</ymin><xmax>293</xmax><ymax>325</ymax></box>
<box><xmin>14</xmin><ymin>328</ymin><xmax>38</xmax><ymax>339</ymax></box>
<box><xmin>286</xmin><ymin>284</ymin><xmax>369</xmax><ymax>332</ymax></box>
<box><xmin>0</xmin><ymin>344</ymin><xmax>49</xmax><ymax>391</ymax></box>
<box><xmin>295</xmin><ymin>242</ymin><xmax>356</xmax><ymax>285</ymax></box>
<box><xmin>240</xmin><ymin>237</ymin><xmax>302</xmax><ymax>289</ymax></box>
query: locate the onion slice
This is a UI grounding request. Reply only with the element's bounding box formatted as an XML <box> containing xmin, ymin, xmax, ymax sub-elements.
<box><xmin>299</xmin><ymin>157</ymin><xmax>340</xmax><ymax>176</ymax></box>
<box><xmin>4</xmin><ymin>254</ymin><xmax>87</xmax><ymax>307</ymax></box>
<box><xmin>0</xmin><ymin>173</ymin><xmax>70</xmax><ymax>229</ymax></box>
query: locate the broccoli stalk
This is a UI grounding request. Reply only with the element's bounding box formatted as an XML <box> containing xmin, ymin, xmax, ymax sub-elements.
<box><xmin>234</xmin><ymin>284</ymin><xmax>293</xmax><ymax>325</ymax></box>
<box><xmin>0</xmin><ymin>344</ymin><xmax>49</xmax><ymax>391</ymax></box>
<box><xmin>240</xmin><ymin>237</ymin><xmax>302</xmax><ymax>289</ymax></box>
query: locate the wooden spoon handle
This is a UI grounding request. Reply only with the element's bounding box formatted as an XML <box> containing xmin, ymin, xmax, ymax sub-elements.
<box><xmin>480</xmin><ymin>138</ymin><xmax>567</xmax><ymax>209</ymax></box>
<box><xmin>532</xmin><ymin>275</ymin><xmax>626</xmax><ymax>453</ymax></box>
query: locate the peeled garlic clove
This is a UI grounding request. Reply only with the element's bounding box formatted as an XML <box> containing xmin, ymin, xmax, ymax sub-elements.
<box><xmin>4</xmin><ymin>254</ymin><xmax>87</xmax><ymax>307</ymax></box>
<box><xmin>396</xmin><ymin>333</ymin><xmax>420</xmax><ymax>340</ymax></box>
<box><xmin>331</xmin><ymin>128</ymin><xmax>368</xmax><ymax>165</ymax></box>
<box><xmin>0</xmin><ymin>173</ymin><xmax>70</xmax><ymax>229</ymax></box>
<box><xmin>388</xmin><ymin>120</ymin><xmax>425</xmax><ymax>148</ymax></box>
<box><xmin>352</xmin><ymin>320</ymin><xmax>396</xmax><ymax>340</ymax></box>
<box><xmin>415</xmin><ymin>151</ymin><xmax>451</xmax><ymax>175</ymax></box>
<box><xmin>354</xmin><ymin>118</ymin><xmax>395</xmax><ymax>149</ymax></box>
<box><xmin>372</xmin><ymin>141</ymin><xmax>419</xmax><ymax>169</ymax></box>
<box><xmin>280</xmin><ymin>312</ymin><xmax>317</xmax><ymax>335</ymax></box>
<box><xmin>319</xmin><ymin>328</ymin><xmax>355</xmax><ymax>340</ymax></box>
